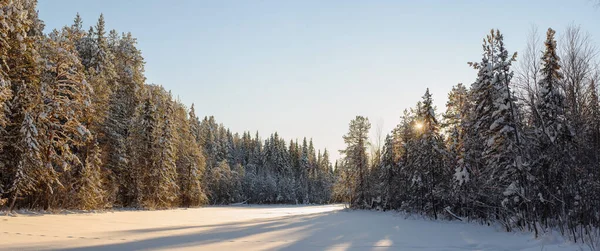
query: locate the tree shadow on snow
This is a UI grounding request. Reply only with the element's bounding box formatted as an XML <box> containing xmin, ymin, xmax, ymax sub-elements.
<box><xmin>21</xmin><ymin>209</ymin><xmax>403</xmax><ymax>251</ymax></box>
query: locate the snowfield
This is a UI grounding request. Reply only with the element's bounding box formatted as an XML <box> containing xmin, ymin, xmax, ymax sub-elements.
<box><xmin>0</xmin><ymin>204</ymin><xmax>582</xmax><ymax>251</ymax></box>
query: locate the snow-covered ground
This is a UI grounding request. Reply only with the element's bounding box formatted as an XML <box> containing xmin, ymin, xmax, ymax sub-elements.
<box><xmin>0</xmin><ymin>204</ymin><xmax>583</xmax><ymax>250</ymax></box>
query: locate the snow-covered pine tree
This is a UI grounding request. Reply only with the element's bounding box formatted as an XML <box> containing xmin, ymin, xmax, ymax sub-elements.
<box><xmin>0</xmin><ymin>0</ymin><xmax>20</xmax><ymax>198</ymax></box>
<box><xmin>0</xmin><ymin>1</ymin><xmax>17</xmax><ymax>129</ymax></box>
<box><xmin>0</xmin><ymin>0</ymin><xmax>49</xmax><ymax>211</ymax></box>
<box><xmin>340</xmin><ymin>116</ymin><xmax>370</xmax><ymax>208</ymax></box>
<box><xmin>5</xmin><ymin>82</ymin><xmax>46</xmax><ymax>211</ymax></box>
<box><xmin>38</xmin><ymin>27</ymin><xmax>105</xmax><ymax>209</ymax></box>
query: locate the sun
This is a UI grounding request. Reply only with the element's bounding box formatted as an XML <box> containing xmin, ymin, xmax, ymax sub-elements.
<box><xmin>414</xmin><ymin>121</ymin><xmax>424</xmax><ymax>131</ymax></box>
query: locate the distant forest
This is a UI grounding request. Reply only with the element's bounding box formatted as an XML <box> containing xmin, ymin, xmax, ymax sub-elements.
<box><xmin>1</xmin><ymin>0</ymin><xmax>600</xmax><ymax>246</ymax></box>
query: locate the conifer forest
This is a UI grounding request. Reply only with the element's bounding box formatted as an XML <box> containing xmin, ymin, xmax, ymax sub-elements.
<box><xmin>1</xmin><ymin>0</ymin><xmax>600</xmax><ymax>247</ymax></box>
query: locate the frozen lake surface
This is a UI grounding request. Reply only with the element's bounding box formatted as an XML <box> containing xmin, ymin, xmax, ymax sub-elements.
<box><xmin>0</xmin><ymin>204</ymin><xmax>581</xmax><ymax>250</ymax></box>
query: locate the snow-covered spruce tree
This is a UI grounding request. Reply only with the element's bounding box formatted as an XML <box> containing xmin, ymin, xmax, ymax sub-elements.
<box><xmin>404</xmin><ymin>89</ymin><xmax>449</xmax><ymax>219</ymax></box>
<box><xmin>103</xmin><ymin>31</ymin><xmax>145</xmax><ymax>206</ymax></box>
<box><xmin>289</xmin><ymin>139</ymin><xmax>301</xmax><ymax>203</ymax></box>
<box><xmin>442</xmin><ymin>83</ymin><xmax>471</xmax><ymax>216</ymax></box>
<box><xmin>174</xmin><ymin>103</ymin><xmax>207</xmax><ymax>207</ymax></box>
<box><xmin>307</xmin><ymin>139</ymin><xmax>318</xmax><ymax>203</ymax></box>
<box><xmin>130</xmin><ymin>86</ymin><xmax>179</xmax><ymax>209</ymax></box>
<box><xmin>443</xmin><ymin>84</ymin><xmax>470</xmax><ymax>184</ymax></box>
<box><xmin>76</xmin><ymin>142</ymin><xmax>105</xmax><ymax>210</ymax></box>
<box><xmin>340</xmin><ymin>116</ymin><xmax>371</xmax><ymax>208</ymax></box>
<box><xmin>130</xmin><ymin>89</ymin><xmax>157</xmax><ymax>207</ymax></box>
<box><xmin>199</xmin><ymin>116</ymin><xmax>219</xmax><ymax>171</ymax></box>
<box><xmin>299</xmin><ymin>138</ymin><xmax>310</xmax><ymax>203</ymax></box>
<box><xmin>272</xmin><ymin>135</ymin><xmax>295</xmax><ymax>203</ymax></box>
<box><xmin>188</xmin><ymin>104</ymin><xmax>202</xmax><ymax>145</ymax></box>
<box><xmin>213</xmin><ymin>126</ymin><xmax>228</xmax><ymax>166</ymax></box>
<box><xmin>224</xmin><ymin>130</ymin><xmax>239</xmax><ymax>167</ymax></box>
<box><xmin>78</xmin><ymin>14</ymin><xmax>118</xmax><ymax>137</ymax></box>
<box><xmin>531</xmin><ymin>28</ymin><xmax>574</xmax><ymax>229</ymax></box>
<box><xmin>242</xmin><ymin>132</ymin><xmax>263</xmax><ymax>202</ymax></box>
<box><xmin>463</xmin><ymin>33</ymin><xmax>497</xmax><ymax>222</ymax></box>
<box><xmin>400</xmin><ymin>102</ymin><xmax>424</xmax><ymax>213</ymax></box>
<box><xmin>384</xmin><ymin>109</ymin><xmax>416</xmax><ymax>210</ymax></box>
<box><xmin>377</xmin><ymin>134</ymin><xmax>396</xmax><ymax>210</ymax></box>
<box><xmin>318</xmin><ymin>149</ymin><xmax>334</xmax><ymax>204</ymax></box>
<box><xmin>153</xmin><ymin>90</ymin><xmax>179</xmax><ymax>208</ymax></box>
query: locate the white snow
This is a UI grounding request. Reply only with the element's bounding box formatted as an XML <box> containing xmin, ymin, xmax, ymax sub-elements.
<box><xmin>0</xmin><ymin>204</ymin><xmax>583</xmax><ymax>250</ymax></box>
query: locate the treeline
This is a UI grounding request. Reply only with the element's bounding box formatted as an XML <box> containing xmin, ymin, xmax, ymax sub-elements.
<box><xmin>0</xmin><ymin>0</ymin><xmax>333</xmax><ymax>210</ymax></box>
<box><xmin>334</xmin><ymin>28</ymin><xmax>600</xmax><ymax>243</ymax></box>
<box><xmin>199</xmin><ymin>118</ymin><xmax>334</xmax><ymax>205</ymax></box>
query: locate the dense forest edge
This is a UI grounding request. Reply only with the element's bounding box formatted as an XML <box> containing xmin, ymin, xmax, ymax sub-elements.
<box><xmin>2</xmin><ymin>0</ymin><xmax>600</xmax><ymax>247</ymax></box>
<box><xmin>334</xmin><ymin>28</ymin><xmax>600</xmax><ymax>245</ymax></box>
<box><xmin>0</xmin><ymin>1</ymin><xmax>333</xmax><ymax>211</ymax></box>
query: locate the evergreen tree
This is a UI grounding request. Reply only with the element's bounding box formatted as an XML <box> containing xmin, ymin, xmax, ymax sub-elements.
<box><xmin>377</xmin><ymin>134</ymin><xmax>396</xmax><ymax>210</ymax></box>
<box><xmin>531</xmin><ymin>28</ymin><xmax>573</xmax><ymax>228</ymax></box>
<box><xmin>39</xmin><ymin>27</ymin><xmax>102</xmax><ymax>209</ymax></box>
<box><xmin>298</xmin><ymin>138</ymin><xmax>310</xmax><ymax>204</ymax></box>
<box><xmin>340</xmin><ymin>116</ymin><xmax>370</xmax><ymax>208</ymax></box>
<box><xmin>404</xmin><ymin>89</ymin><xmax>448</xmax><ymax>218</ymax></box>
<box><xmin>175</xmin><ymin>103</ymin><xmax>207</xmax><ymax>207</ymax></box>
<box><xmin>152</xmin><ymin>90</ymin><xmax>179</xmax><ymax>208</ymax></box>
<box><xmin>103</xmin><ymin>31</ymin><xmax>144</xmax><ymax>206</ymax></box>
<box><xmin>443</xmin><ymin>84</ymin><xmax>471</xmax><ymax>216</ymax></box>
<box><xmin>0</xmin><ymin>0</ymin><xmax>48</xmax><ymax>211</ymax></box>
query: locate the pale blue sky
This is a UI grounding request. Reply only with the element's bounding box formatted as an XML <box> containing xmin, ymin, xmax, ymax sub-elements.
<box><xmin>37</xmin><ymin>0</ymin><xmax>599</xmax><ymax>161</ymax></box>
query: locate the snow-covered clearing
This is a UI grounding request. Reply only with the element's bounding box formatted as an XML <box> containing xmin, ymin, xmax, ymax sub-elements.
<box><xmin>0</xmin><ymin>204</ymin><xmax>582</xmax><ymax>250</ymax></box>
